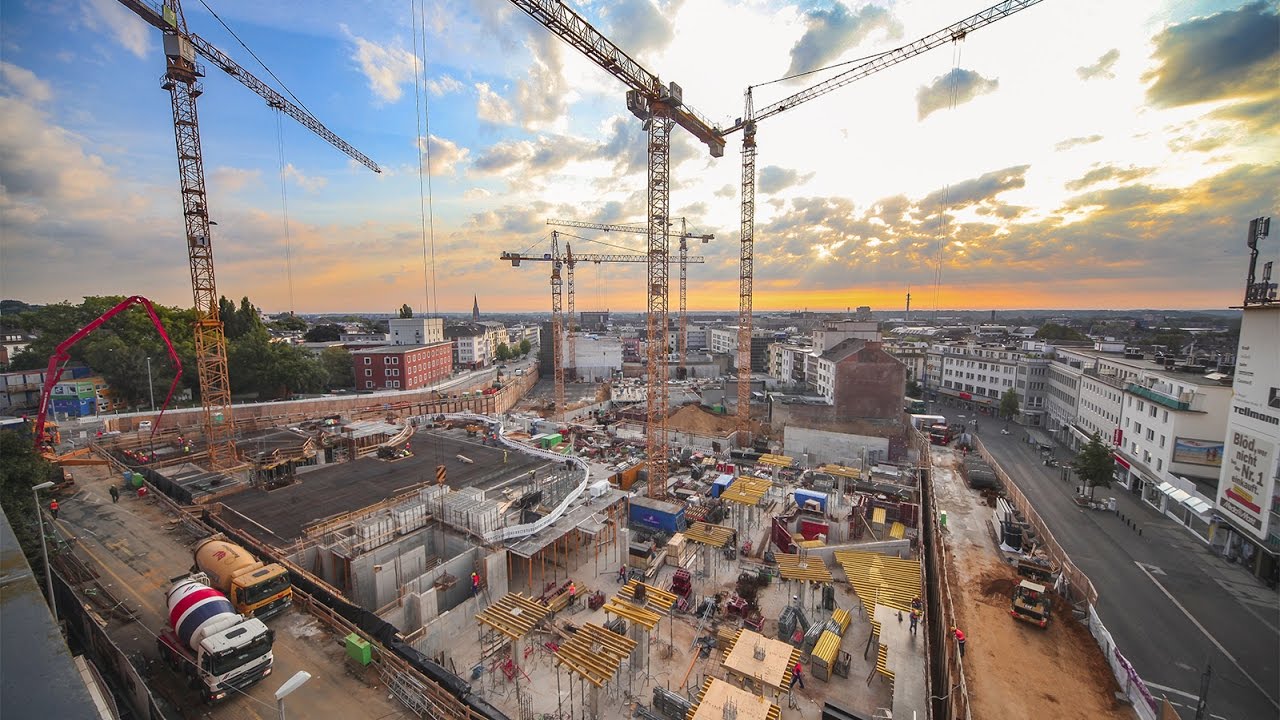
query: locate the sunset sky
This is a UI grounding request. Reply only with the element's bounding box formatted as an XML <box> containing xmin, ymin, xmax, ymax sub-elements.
<box><xmin>1</xmin><ymin>0</ymin><xmax>1277</xmax><ymax>315</ymax></box>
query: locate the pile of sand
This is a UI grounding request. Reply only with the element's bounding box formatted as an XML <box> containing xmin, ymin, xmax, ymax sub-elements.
<box><xmin>667</xmin><ymin>404</ymin><xmax>739</xmax><ymax>435</ymax></box>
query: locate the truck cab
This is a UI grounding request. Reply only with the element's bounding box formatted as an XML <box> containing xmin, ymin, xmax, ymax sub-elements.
<box><xmin>229</xmin><ymin>564</ymin><xmax>293</xmax><ymax>619</ymax></box>
<box><xmin>1010</xmin><ymin>579</ymin><xmax>1051</xmax><ymax>628</ymax></box>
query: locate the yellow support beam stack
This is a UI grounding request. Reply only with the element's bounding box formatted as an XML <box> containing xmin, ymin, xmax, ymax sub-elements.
<box><xmin>619</xmin><ymin>580</ymin><xmax>677</xmax><ymax>613</ymax></box>
<box><xmin>834</xmin><ymin>549</ymin><xmax>922</xmax><ymax>615</ymax></box>
<box><xmin>475</xmin><ymin>593</ymin><xmax>550</xmax><ymax>641</ymax></box>
<box><xmin>774</xmin><ymin>552</ymin><xmax>833</xmax><ymax>583</ymax></box>
<box><xmin>721</xmin><ymin>476</ymin><xmax>771</xmax><ymax>505</ymax></box>
<box><xmin>683</xmin><ymin>521</ymin><xmax>735</xmax><ymax>549</ymax></box>
<box><xmin>554</xmin><ymin>623</ymin><xmax>637</xmax><ymax>687</ymax></box>
<box><xmin>602</xmin><ymin>598</ymin><xmax>660</xmax><ymax>631</ymax></box>
<box><xmin>687</xmin><ymin>677</ymin><xmax>780</xmax><ymax>720</ymax></box>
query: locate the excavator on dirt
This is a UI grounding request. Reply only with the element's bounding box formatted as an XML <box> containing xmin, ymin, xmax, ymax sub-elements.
<box><xmin>1010</xmin><ymin>580</ymin><xmax>1052</xmax><ymax>628</ymax></box>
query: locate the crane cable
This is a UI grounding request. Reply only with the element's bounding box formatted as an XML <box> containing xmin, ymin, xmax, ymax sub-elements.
<box><xmin>932</xmin><ymin>39</ymin><xmax>965</xmax><ymax>322</ymax></box>
<box><xmin>410</xmin><ymin>0</ymin><xmax>439</xmax><ymax>319</ymax></box>
<box><xmin>274</xmin><ymin>110</ymin><xmax>296</xmax><ymax>315</ymax></box>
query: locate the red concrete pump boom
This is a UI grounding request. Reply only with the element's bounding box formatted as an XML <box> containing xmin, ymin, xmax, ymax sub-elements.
<box><xmin>34</xmin><ymin>296</ymin><xmax>184</xmax><ymax>454</ymax></box>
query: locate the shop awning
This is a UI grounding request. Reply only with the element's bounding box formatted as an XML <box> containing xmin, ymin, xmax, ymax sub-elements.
<box><xmin>1182</xmin><ymin>496</ymin><xmax>1214</xmax><ymax>516</ymax></box>
<box><xmin>1168</xmin><ymin>488</ymin><xmax>1192</xmax><ymax>504</ymax></box>
<box><xmin>1155</xmin><ymin>481</ymin><xmax>1178</xmax><ymax>497</ymax></box>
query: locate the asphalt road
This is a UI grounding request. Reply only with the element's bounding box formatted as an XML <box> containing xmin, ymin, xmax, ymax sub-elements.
<box><xmin>973</xmin><ymin>424</ymin><xmax>1279</xmax><ymax>720</ymax></box>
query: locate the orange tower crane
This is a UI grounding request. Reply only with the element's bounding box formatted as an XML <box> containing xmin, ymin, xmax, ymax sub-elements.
<box><xmin>720</xmin><ymin>0</ymin><xmax>1046</xmax><ymax>445</ymax></box>
<box><xmin>500</xmin><ymin>235</ymin><xmax>705</xmax><ymax>421</ymax></box>
<box><xmin>547</xmin><ymin>219</ymin><xmax>713</xmax><ymax>374</ymax></box>
<box><xmin>116</xmin><ymin>0</ymin><xmax>380</xmax><ymax>467</ymax></box>
<box><xmin>507</xmin><ymin>0</ymin><xmax>724</xmax><ymax>497</ymax></box>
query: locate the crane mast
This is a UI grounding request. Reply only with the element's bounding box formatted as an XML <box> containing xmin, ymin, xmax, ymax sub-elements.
<box><xmin>510</xmin><ymin>0</ymin><xmax>723</xmax><ymax>498</ymax></box>
<box><xmin>724</xmin><ymin>0</ymin><xmax>1045</xmax><ymax>444</ymax></box>
<box><xmin>116</xmin><ymin>0</ymin><xmax>379</xmax><ymax>467</ymax></box>
<box><xmin>550</xmin><ymin>232</ymin><xmax>566</xmax><ymax>420</ymax></box>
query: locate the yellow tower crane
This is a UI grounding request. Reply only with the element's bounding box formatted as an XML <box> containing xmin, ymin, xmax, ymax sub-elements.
<box><xmin>116</xmin><ymin>0</ymin><xmax>380</xmax><ymax>467</ymax></box>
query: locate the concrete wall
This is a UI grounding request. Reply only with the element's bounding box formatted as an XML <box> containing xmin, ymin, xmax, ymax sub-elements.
<box><xmin>783</xmin><ymin>426</ymin><xmax>891</xmax><ymax>468</ymax></box>
<box><xmin>833</xmin><ymin>344</ymin><xmax>906</xmax><ymax>420</ymax></box>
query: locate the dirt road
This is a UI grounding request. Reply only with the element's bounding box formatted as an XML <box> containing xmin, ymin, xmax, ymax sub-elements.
<box><xmin>932</xmin><ymin>447</ymin><xmax>1131</xmax><ymax>720</ymax></box>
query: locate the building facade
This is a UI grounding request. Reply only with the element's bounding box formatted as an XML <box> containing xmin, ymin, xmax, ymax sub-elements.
<box><xmin>388</xmin><ymin>317</ymin><xmax>444</xmax><ymax>346</ymax></box>
<box><xmin>351</xmin><ymin>343</ymin><xmax>452</xmax><ymax>391</ymax></box>
<box><xmin>444</xmin><ymin>324</ymin><xmax>489</xmax><ymax>369</ymax></box>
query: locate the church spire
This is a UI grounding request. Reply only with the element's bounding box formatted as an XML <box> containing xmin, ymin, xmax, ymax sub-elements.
<box><xmin>472</xmin><ymin>295</ymin><xmax>480</xmax><ymax>322</ymax></box>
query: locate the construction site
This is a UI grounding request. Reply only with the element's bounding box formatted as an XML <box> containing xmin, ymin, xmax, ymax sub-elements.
<box><xmin>9</xmin><ymin>1</ymin><xmax>1146</xmax><ymax>720</ymax></box>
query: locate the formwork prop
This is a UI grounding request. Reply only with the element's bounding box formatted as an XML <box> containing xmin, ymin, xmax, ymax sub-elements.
<box><xmin>720</xmin><ymin>476</ymin><xmax>772</xmax><ymax>541</ymax></box>
<box><xmin>683</xmin><ymin>521</ymin><xmax>735</xmax><ymax>584</ymax></box>
<box><xmin>475</xmin><ymin>592</ymin><xmax>550</xmax><ymax>700</ymax></box>
<box><xmin>615</xmin><ymin>579</ymin><xmax>677</xmax><ymax>678</ymax></box>
<box><xmin>553</xmin><ymin>622</ymin><xmax>637</xmax><ymax>720</ymax></box>
<box><xmin>774</xmin><ymin>551</ymin><xmax>833</xmax><ymax>618</ymax></box>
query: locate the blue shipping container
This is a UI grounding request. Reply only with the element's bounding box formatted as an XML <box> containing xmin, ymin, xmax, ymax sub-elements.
<box><xmin>794</xmin><ymin>489</ymin><xmax>827</xmax><ymax>511</ymax></box>
<box><xmin>710</xmin><ymin>474</ymin><xmax>735</xmax><ymax>498</ymax></box>
<box><xmin>629</xmin><ymin>496</ymin><xmax>687</xmax><ymax>533</ymax></box>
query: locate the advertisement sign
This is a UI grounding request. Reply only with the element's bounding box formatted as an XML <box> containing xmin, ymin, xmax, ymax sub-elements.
<box><xmin>1219</xmin><ymin>430</ymin><xmax>1274</xmax><ymax>532</ymax></box>
<box><xmin>1172</xmin><ymin>437</ymin><xmax>1225</xmax><ymax>467</ymax></box>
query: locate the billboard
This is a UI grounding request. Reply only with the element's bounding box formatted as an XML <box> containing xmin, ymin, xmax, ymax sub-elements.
<box><xmin>1219</xmin><ymin>430</ymin><xmax>1275</xmax><ymax>533</ymax></box>
<box><xmin>1172</xmin><ymin>437</ymin><xmax>1225</xmax><ymax>467</ymax></box>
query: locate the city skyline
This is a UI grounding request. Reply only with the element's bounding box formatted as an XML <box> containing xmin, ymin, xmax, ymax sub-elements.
<box><xmin>1</xmin><ymin>1</ymin><xmax>1277</xmax><ymax>314</ymax></box>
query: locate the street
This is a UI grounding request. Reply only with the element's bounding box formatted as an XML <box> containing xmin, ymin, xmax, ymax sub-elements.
<box><xmin>973</xmin><ymin>422</ymin><xmax>1279</xmax><ymax>720</ymax></box>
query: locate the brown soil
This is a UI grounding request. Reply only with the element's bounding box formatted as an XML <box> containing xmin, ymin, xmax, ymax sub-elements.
<box><xmin>666</xmin><ymin>404</ymin><xmax>740</xmax><ymax>435</ymax></box>
<box><xmin>935</xmin><ymin>454</ymin><xmax>1129</xmax><ymax>720</ymax></box>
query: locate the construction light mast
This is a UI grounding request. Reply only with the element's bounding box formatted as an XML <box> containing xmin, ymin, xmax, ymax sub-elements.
<box><xmin>508</xmin><ymin>0</ymin><xmax>724</xmax><ymax>498</ymax></box>
<box><xmin>720</xmin><ymin>0</ymin><xmax>1046</xmax><ymax>446</ymax></box>
<box><xmin>117</xmin><ymin>0</ymin><xmax>379</xmax><ymax>467</ymax></box>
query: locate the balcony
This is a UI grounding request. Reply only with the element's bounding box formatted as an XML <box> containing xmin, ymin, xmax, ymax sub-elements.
<box><xmin>1126</xmin><ymin>383</ymin><xmax>1191</xmax><ymax>411</ymax></box>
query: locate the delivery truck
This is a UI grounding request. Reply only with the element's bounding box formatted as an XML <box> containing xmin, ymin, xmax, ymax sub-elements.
<box><xmin>193</xmin><ymin>537</ymin><xmax>292</xmax><ymax>619</ymax></box>
<box><xmin>156</xmin><ymin>574</ymin><xmax>275</xmax><ymax>703</ymax></box>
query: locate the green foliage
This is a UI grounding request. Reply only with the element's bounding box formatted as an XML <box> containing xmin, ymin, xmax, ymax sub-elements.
<box><xmin>905</xmin><ymin>379</ymin><xmax>923</xmax><ymax>398</ymax></box>
<box><xmin>1035</xmin><ymin>323</ymin><xmax>1088</xmax><ymax>341</ymax></box>
<box><xmin>518</xmin><ymin>339</ymin><xmax>531</xmax><ymax>356</ymax></box>
<box><xmin>1000</xmin><ymin>389</ymin><xmax>1021</xmax><ymax>420</ymax></box>
<box><xmin>304</xmin><ymin>324</ymin><xmax>343</xmax><ymax>342</ymax></box>
<box><xmin>228</xmin><ymin>327</ymin><xmax>325</xmax><ymax>399</ymax></box>
<box><xmin>398</xmin><ymin>304</ymin><xmax>413</xmax><ymax>319</ymax></box>
<box><xmin>1074</xmin><ymin>433</ymin><xmax>1115</xmax><ymax>498</ymax></box>
<box><xmin>0</xmin><ymin>431</ymin><xmax>56</xmax><ymax>588</ymax></box>
<box><xmin>320</xmin><ymin>347</ymin><xmax>354</xmax><ymax>389</ymax></box>
<box><xmin>495</xmin><ymin>343</ymin><xmax>511</xmax><ymax>362</ymax></box>
<box><xmin>269</xmin><ymin>314</ymin><xmax>308</xmax><ymax>332</ymax></box>
<box><xmin>0</xmin><ymin>299</ymin><xmax>33</xmax><ymax>315</ymax></box>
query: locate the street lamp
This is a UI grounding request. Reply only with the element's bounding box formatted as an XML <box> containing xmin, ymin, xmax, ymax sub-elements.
<box><xmin>32</xmin><ymin>481</ymin><xmax>57</xmax><ymax>623</ymax></box>
<box><xmin>274</xmin><ymin>670</ymin><xmax>312</xmax><ymax>720</ymax></box>
<box><xmin>146</xmin><ymin>356</ymin><xmax>155</xmax><ymax>413</ymax></box>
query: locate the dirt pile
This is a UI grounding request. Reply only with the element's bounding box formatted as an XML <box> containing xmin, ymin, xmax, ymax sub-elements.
<box><xmin>667</xmin><ymin>405</ymin><xmax>739</xmax><ymax>435</ymax></box>
<box><xmin>980</xmin><ymin>575</ymin><xmax>1018</xmax><ymax>599</ymax></box>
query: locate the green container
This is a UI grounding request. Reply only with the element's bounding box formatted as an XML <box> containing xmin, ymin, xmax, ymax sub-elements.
<box><xmin>345</xmin><ymin>634</ymin><xmax>371</xmax><ymax>665</ymax></box>
<box><xmin>939</xmin><ymin>510</ymin><xmax>948</xmax><ymax>527</ymax></box>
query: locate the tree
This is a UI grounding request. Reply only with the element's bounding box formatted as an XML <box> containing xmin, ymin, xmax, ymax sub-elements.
<box><xmin>304</xmin><ymin>324</ymin><xmax>343</xmax><ymax>342</ymax></box>
<box><xmin>1035</xmin><ymin>323</ymin><xmax>1088</xmax><ymax>341</ymax></box>
<box><xmin>0</xmin><ymin>430</ymin><xmax>57</xmax><ymax>590</ymax></box>
<box><xmin>398</xmin><ymin>304</ymin><xmax>413</xmax><ymax>319</ymax></box>
<box><xmin>519</xmin><ymin>339</ymin><xmax>531</xmax><ymax>356</ymax></box>
<box><xmin>320</xmin><ymin>347</ymin><xmax>354</xmax><ymax>389</ymax></box>
<box><xmin>1000</xmin><ymin>389</ymin><xmax>1021</xmax><ymax>420</ymax></box>
<box><xmin>495</xmin><ymin>343</ymin><xmax>511</xmax><ymax>362</ymax></box>
<box><xmin>269</xmin><ymin>314</ymin><xmax>308</xmax><ymax>332</ymax></box>
<box><xmin>1074</xmin><ymin>433</ymin><xmax>1115</xmax><ymax>498</ymax></box>
<box><xmin>905</xmin><ymin>379</ymin><xmax>923</xmax><ymax>399</ymax></box>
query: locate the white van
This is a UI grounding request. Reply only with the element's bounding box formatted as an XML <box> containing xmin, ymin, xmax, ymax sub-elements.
<box><xmin>138</xmin><ymin>421</ymin><xmax>153</xmax><ymax>432</ymax></box>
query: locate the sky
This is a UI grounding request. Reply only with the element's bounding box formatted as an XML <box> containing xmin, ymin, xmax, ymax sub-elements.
<box><xmin>0</xmin><ymin>0</ymin><xmax>1277</xmax><ymax>315</ymax></box>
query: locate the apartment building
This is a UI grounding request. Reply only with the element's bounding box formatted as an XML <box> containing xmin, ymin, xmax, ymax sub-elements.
<box><xmin>444</xmin><ymin>324</ymin><xmax>489</xmax><ymax>369</ymax></box>
<box><xmin>766</xmin><ymin>342</ymin><xmax>811</xmax><ymax>387</ymax></box>
<box><xmin>388</xmin><ymin>317</ymin><xmax>444</xmax><ymax>346</ymax></box>
<box><xmin>351</xmin><ymin>343</ymin><xmax>452</xmax><ymax>391</ymax></box>
<box><xmin>883</xmin><ymin>340</ymin><xmax>928</xmax><ymax>385</ymax></box>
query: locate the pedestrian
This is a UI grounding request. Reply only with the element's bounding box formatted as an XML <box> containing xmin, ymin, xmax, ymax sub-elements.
<box><xmin>568</xmin><ymin>581</ymin><xmax>577</xmax><ymax>605</ymax></box>
<box><xmin>471</xmin><ymin>571</ymin><xmax>481</xmax><ymax>597</ymax></box>
<box><xmin>909</xmin><ymin>608</ymin><xmax>920</xmax><ymax>635</ymax></box>
<box><xmin>109</xmin><ymin>485</ymin><xmax>120</xmax><ymax>504</ymax></box>
<box><xmin>953</xmin><ymin>627</ymin><xmax>966</xmax><ymax>657</ymax></box>
<box><xmin>619</xmin><ymin>565</ymin><xmax>627</xmax><ymax>584</ymax></box>
<box><xmin>789</xmin><ymin>662</ymin><xmax>805</xmax><ymax>689</ymax></box>
<box><xmin>49</xmin><ymin>499</ymin><xmax>59</xmax><ymax>519</ymax></box>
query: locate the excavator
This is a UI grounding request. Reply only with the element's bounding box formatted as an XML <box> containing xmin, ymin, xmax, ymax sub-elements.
<box><xmin>33</xmin><ymin>296</ymin><xmax>184</xmax><ymax>469</ymax></box>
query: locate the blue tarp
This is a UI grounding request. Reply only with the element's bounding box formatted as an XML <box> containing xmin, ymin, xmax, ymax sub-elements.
<box><xmin>794</xmin><ymin>488</ymin><xmax>827</xmax><ymax>511</ymax></box>
<box><xmin>710</xmin><ymin>473</ymin><xmax>735</xmax><ymax>498</ymax></box>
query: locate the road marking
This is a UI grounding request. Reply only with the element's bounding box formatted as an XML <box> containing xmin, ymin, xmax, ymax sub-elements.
<box><xmin>1135</xmin><ymin>562</ymin><xmax>1280</xmax><ymax>710</ymax></box>
<box><xmin>1135</xmin><ymin>561</ymin><xmax>1166</xmax><ymax>576</ymax></box>
<box><xmin>1143</xmin><ymin>681</ymin><xmax>1199</xmax><ymax>701</ymax></box>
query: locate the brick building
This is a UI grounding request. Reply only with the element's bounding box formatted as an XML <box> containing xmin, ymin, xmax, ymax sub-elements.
<box><xmin>351</xmin><ymin>342</ymin><xmax>453</xmax><ymax>391</ymax></box>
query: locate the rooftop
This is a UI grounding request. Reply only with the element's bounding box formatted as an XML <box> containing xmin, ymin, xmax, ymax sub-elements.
<box><xmin>351</xmin><ymin>342</ymin><xmax>450</xmax><ymax>354</ymax></box>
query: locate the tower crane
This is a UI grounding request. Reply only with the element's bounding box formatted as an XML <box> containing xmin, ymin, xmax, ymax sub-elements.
<box><xmin>116</xmin><ymin>0</ymin><xmax>380</xmax><ymax>467</ymax></box>
<box><xmin>507</xmin><ymin>0</ymin><xmax>724</xmax><ymax>497</ymax></box>
<box><xmin>547</xmin><ymin>219</ymin><xmax>714</xmax><ymax>373</ymax></box>
<box><xmin>500</xmin><ymin>234</ymin><xmax>705</xmax><ymax>421</ymax></box>
<box><xmin>719</xmin><ymin>0</ymin><xmax>1046</xmax><ymax>445</ymax></box>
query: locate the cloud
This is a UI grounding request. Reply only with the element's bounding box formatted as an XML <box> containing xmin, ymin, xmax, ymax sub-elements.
<box><xmin>475</xmin><ymin>82</ymin><xmax>515</xmax><ymax>125</ymax></box>
<box><xmin>1077</xmin><ymin>49</ymin><xmax>1120</xmax><ymax>80</ymax></box>
<box><xmin>921</xmin><ymin>165</ymin><xmax>1029</xmax><ymax>210</ymax></box>
<box><xmin>758</xmin><ymin>166</ymin><xmax>814</xmax><ymax>195</ymax></box>
<box><xmin>513</xmin><ymin>33</ymin><xmax>569</xmax><ymax>128</ymax></box>
<box><xmin>0</xmin><ymin>62</ymin><xmax>52</xmax><ymax>104</ymax></box>
<box><xmin>470</xmin><ymin>135</ymin><xmax>596</xmax><ymax>177</ymax></box>
<box><xmin>1064</xmin><ymin>165</ymin><xmax>1154</xmax><ymax>191</ymax></box>
<box><xmin>463</xmin><ymin>187</ymin><xmax>492</xmax><ymax>200</ymax></box>
<box><xmin>83</xmin><ymin>0</ymin><xmax>149</xmax><ymax>58</ymax></box>
<box><xmin>786</xmin><ymin>3</ymin><xmax>902</xmax><ymax>76</ymax></box>
<box><xmin>283</xmin><ymin>164</ymin><xmax>328</xmax><ymax>192</ymax></box>
<box><xmin>344</xmin><ymin>28</ymin><xmax>420</xmax><ymax>104</ymax></box>
<box><xmin>715</xmin><ymin>184</ymin><xmax>736</xmax><ymax>198</ymax></box>
<box><xmin>1054</xmin><ymin>134</ymin><xmax>1103</xmax><ymax>151</ymax></box>
<box><xmin>916</xmin><ymin>68</ymin><xmax>999</xmax><ymax>120</ymax></box>
<box><xmin>211</xmin><ymin>167</ymin><xmax>262</xmax><ymax>193</ymax></box>
<box><xmin>419</xmin><ymin>134</ymin><xmax>469</xmax><ymax>176</ymax></box>
<box><xmin>601</xmin><ymin>0</ymin><xmax>677</xmax><ymax>56</ymax></box>
<box><xmin>1144</xmin><ymin>3</ymin><xmax>1280</xmax><ymax>108</ymax></box>
<box><xmin>425</xmin><ymin>74</ymin><xmax>463</xmax><ymax>96</ymax></box>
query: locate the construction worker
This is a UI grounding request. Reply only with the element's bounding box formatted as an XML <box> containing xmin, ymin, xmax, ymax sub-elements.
<box><xmin>109</xmin><ymin>485</ymin><xmax>120</xmax><ymax>504</ymax></box>
<box><xmin>619</xmin><ymin>565</ymin><xmax>627</xmax><ymax>584</ymax></box>
<box><xmin>909</xmin><ymin>608</ymin><xmax>921</xmax><ymax>635</ymax></box>
<box><xmin>568</xmin><ymin>581</ymin><xmax>577</xmax><ymax>605</ymax></box>
<box><xmin>789</xmin><ymin>662</ymin><xmax>804</xmax><ymax>689</ymax></box>
<box><xmin>953</xmin><ymin>627</ymin><xmax>966</xmax><ymax>657</ymax></box>
<box><xmin>48</xmin><ymin>499</ymin><xmax>59</xmax><ymax>519</ymax></box>
<box><xmin>471</xmin><ymin>572</ymin><xmax>481</xmax><ymax>597</ymax></box>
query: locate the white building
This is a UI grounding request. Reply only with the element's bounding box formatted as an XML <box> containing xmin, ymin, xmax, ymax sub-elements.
<box><xmin>812</xmin><ymin>320</ymin><xmax>880</xmax><ymax>352</ymax></box>
<box><xmin>766</xmin><ymin>342</ymin><xmax>812</xmax><ymax>387</ymax></box>
<box><xmin>569</xmin><ymin>335</ymin><xmax>624</xmax><ymax>382</ymax></box>
<box><xmin>1213</xmin><ymin>301</ymin><xmax>1279</xmax><ymax>581</ymax></box>
<box><xmin>444</xmin><ymin>324</ymin><xmax>488</xmax><ymax>368</ymax></box>
<box><xmin>708</xmin><ymin>327</ymin><xmax>738</xmax><ymax>356</ymax></box>
<box><xmin>389</xmin><ymin>317</ymin><xmax>444</xmax><ymax>346</ymax></box>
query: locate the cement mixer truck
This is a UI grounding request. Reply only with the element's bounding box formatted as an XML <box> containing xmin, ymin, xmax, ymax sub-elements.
<box><xmin>193</xmin><ymin>536</ymin><xmax>292</xmax><ymax>619</ymax></box>
<box><xmin>157</xmin><ymin>575</ymin><xmax>274</xmax><ymax>703</ymax></box>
